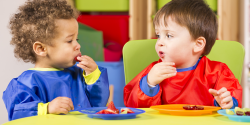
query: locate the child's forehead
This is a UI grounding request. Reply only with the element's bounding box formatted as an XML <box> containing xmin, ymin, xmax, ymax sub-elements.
<box><xmin>154</xmin><ymin>15</ymin><xmax>177</xmax><ymax>29</ymax></box>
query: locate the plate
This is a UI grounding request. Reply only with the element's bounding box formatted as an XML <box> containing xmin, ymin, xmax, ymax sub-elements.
<box><xmin>79</xmin><ymin>107</ymin><xmax>145</xmax><ymax>120</ymax></box>
<box><xmin>150</xmin><ymin>104</ymin><xmax>221</xmax><ymax>116</ymax></box>
<box><xmin>217</xmin><ymin>109</ymin><xmax>250</xmax><ymax>122</ymax></box>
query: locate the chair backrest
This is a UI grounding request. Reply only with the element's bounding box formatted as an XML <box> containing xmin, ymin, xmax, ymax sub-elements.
<box><xmin>123</xmin><ymin>39</ymin><xmax>245</xmax><ymax>84</ymax></box>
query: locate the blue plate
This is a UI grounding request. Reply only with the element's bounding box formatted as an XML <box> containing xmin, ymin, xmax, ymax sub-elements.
<box><xmin>79</xmin><ymin>107</ymin><xmax>145</xmax><ymax>120</ymax></box>
<box><xmin>217</xmin><ymin>109</ymin><xmax>250</xmax><ymax>122</ymax></box>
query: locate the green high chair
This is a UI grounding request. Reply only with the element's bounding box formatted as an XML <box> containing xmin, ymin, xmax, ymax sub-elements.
<box><xmin>122</xmin><ymin>39</ymin><xmax>245</xmax><ymax>84</ymax></box>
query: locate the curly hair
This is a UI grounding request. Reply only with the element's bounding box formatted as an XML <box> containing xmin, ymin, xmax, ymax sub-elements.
<box><xmin>9</xmin><ymin>0</ymin><xmax>78</xmax><ymax>63</ymax></box>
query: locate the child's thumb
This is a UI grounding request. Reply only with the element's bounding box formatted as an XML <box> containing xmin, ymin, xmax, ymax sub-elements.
<box><xmin>208</xmin><ymin>89</ymin><xmax>218</xmax><ymax>96</ymax></box>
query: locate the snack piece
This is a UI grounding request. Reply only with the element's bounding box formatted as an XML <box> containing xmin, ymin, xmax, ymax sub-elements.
<box><xmin>226</xmin><ymin>109</ymin><xmax>235</xmax><ymax>115</ymax></box>
<box><xmin>236</xmin><ymin>111</ymin><xmax>244</xmax><ymax>116</ymax></box>
<box><xmin>183</xmin><ymin>105</ymin><xmax>204</xmax><ymax>110</ymax></box>
<box><xmin>95</xmin><ymin>101</ymin><xmax>119</xmax><ymax>114</ymax></box>
<box><xmin>235</xmin><ymin>107</ymin><xmax>245</xmax><ymax>116</ymax></box>
<box><xmin>74</xmin><ymin>53</ymin><xmax>82</xmax><ymax>62</ymax></box>
<box><xmin>121</xmin><ymin>108</ymin><xmax>135</xmax><ymax>114</ymax></box>
<box><xmin>245</xmin><ymin>111</ymin><xmax>250</xmax><ymax>116</ymax></box>
<box><xmin>107</xmin><ymin>101</ymin><xmax>119</xmax><ymax>114</ymax></box>
<box><xmin>120</xmin><ymin>110</ymin><xmax>128</xmax><ymax>114</ymax></box>
<box><xmin>243</xmin><ymin>108</ymin><xmax>250</xmax><ymax>112</ymax></box>
<box><xmin>96</xmin><ymin>109</ymin><xmax>118</xmax><ymax>114</ymax></box>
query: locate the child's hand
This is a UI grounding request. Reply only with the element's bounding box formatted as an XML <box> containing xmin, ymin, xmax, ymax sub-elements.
<box><xmin>76</xmin><ymin>55</ymin><xmax>98</xmax><ymax>75</ymax></box>
<box><xmin>147</xmin><ymin>62</ymin><xmax>176</xmax><ymax>86</ymax></box>
<box><xmin>209</xmin><ymin>87</ymin><xmax>233</xmax><ymax>109</ymax></box>
<box><xmin>48</xmin><ymin>97</ymin><xmax>74</xmax><ymax>114</ymax></box>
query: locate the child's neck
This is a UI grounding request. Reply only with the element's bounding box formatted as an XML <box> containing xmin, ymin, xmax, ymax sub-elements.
<box><xmin>176</xmin><ymin>56</ymin><xmax>201</xmax><ymax>69</ymax></box>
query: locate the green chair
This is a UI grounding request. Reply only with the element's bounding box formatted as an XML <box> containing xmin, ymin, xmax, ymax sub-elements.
<box><xmin>122</xmin><ymin>39</ymin><xmax>245</xmax><ymax>84</ymax></box>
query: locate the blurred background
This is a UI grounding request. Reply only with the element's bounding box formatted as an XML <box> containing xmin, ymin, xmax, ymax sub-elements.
<box><xmin>0</xmin><ymin>0</ymin><xmax>249</xmax><ymax>124</ymax></box>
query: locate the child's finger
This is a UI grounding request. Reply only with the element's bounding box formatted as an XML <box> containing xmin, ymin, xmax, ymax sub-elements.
<box><xmin>159</xmin><ymin>62</ymin><xmax>175</xmax><ymax>66</ymax></box>
<box><xmin>60</xmin><ymin>103</ymin><xmax>71</xmax><ymax>112</ymax></box>
<box><xmin>61</xmin><ymin>98</ymin><xmax>74</xmax><ymax>111</ymax></box>
<box><xmin>83</xmin><ymin>55</ymin><xmax>94</xmax><ymax>61</ymax></box>
<box><xmin>59</xmin><ymin>108</ymin><xmax>69</xmax><ymax>114</ymax></box>
<box><xmin>221</xmin><ymin>101</ymin><xmax>233</xmax><ymax>109</ymax></box>
<box><xmin>77</xmin><ymin>64</ymin><xmax>89</xmax><ymax>70</ymax></box>
<box><xmin>219</xmin><ymin>91</ymin><xmax>230</xmax><ymax>99</ymax></box>
<box><xmin>221</xmin><ymin>96</ymin><xmax>232</xmax><ymax>104</ymax></box>
<box><xmin>162</xmin><ymin>72</ymin><xmax>177</xmax><ymax>78</ymax></box>
<box><xmin>208</xmin><ymin>89</ymin><xmax>218</xmax><ymax>96</ymax></box>
<box><xmin>160</xmin><ymin>68</ymin><xmax>176</xmax><ymax>74</ymax></box>
<box><xmin>79</xmin><ymin>61</ymin><xmax>89</xmax><ymax>67</ymax></box>
<box><xmin>68</xmin><ymin>99</ymin><xmax>74</xmax><ymax>110</ymax></box>
<box><xmin>217</xmin><ymin>87</ymin><xmax>227</xmax><ymax>95</ymax></box>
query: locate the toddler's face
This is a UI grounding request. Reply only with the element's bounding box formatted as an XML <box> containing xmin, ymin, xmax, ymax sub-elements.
<box><xmin>45</xmin><ymin>18</ymin><xmax>81</xmax><ymax>68</ymax></box>
<box><xmin>154</xmin><ymin>16</ymin><xmax>196</xmax><ymax>68</ymax></box>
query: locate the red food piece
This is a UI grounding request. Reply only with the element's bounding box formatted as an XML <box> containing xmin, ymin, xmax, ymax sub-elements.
<box><xmin>96</xmin><ymin>109</ymin><xmax>118</xmax><ymax>114</ymax></box>
<box><xmin>121</xmin><ymin>108</ymin><xmax>135</xmax><ymax>113</ymax></box>
<box><xmin>74</xmin><ymin>54</ymin><xmax>81</xmax><ymax>62</ymax></box>
<box><xmin>107</xmin><ymin>101</ymin><xmax>119</xmax><ymax>114</ymax></box>
<box><xmin>196</xmin><ymin>106</ymin><xmax>204</xmax><ymax>110</ymax></box>
<box><xmin>183</xmin><ymin>105</ymin><xmax>204</xmax><ymax>110</ymax></box>
<box><xmin>183</xmin><ymin>105</ymin><xmax>191</xmax><ymax>110</ymax></box>
<box><xmin>96</xmin><ymin>101</ymin><xmax>119</xmax><ymax>114</ymax></box>
<box><xmin>245</xmin><ymin>111</ymin><xmax>250</xmax><ymax>116</ymax></box>
<box><xmin>96</xmin><ymin>109</ymin><xmax>105</xmax><ymax>114</ymax></box>
<box><xmin>236</xmin><ymin>111</ymin><xmax>244</xmax><ymax>116</ymax></box>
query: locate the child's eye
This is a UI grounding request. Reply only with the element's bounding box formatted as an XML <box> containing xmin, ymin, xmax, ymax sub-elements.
<box><xmin>68</xmin><ymin>40</ymin><xmax>72</xmax><ymax>43</ymax></box>
<box><xmin>167</xmin><ymin>34</ymin><xmax>172</xmax><ymax>38</ymax></box>
<box><xmin>76</xmin><ymin>39</ymin><xmax>79</xmax><ymax>41</ymax></box>
<box><xmin>156</xmin><ymin>35</ymin><xmax>160</xmax><ymax>39</ymax></box>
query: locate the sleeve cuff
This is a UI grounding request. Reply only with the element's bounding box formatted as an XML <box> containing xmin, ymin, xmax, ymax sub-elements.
<box><xmin>83</xmin><ymin>67</ymin><xmax>101</xmax><ymax>85</ymax></box>
<box><xmin>38</xmin><ymin>102</ymin><xmax>50</xmax><ymax>115</ymax></box>
<box><xmin>213</xmin><ymin>97</ymin><xmax>238</xmax><ymax>109</ymax></box>
<box><xmin>139</xmin><ymin>74</ymin><xmax>159</xmax><ymax>97</ymax></box>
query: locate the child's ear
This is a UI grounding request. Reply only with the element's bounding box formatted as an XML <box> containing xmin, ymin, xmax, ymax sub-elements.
<box><xmin>33</xmin><ymin>41</ymin><xmax>47</xmax><ymax>57</ymax></box>
<box><xmin>193</xmin><ymin>37</ymin><xmax>206</xmax><ymax>53</ymax></box>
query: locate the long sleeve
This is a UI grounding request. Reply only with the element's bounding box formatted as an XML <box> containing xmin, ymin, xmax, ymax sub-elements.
<box><xmin>213</xmin><ymin>64</ymin><xmax>242</xmax><ymax>107</ymax></box>
<box><xmin>124</xmin><ymin>62</ymin><xmax>162</xmax><ymax>108</ymax></box>
<box><xmin>85</xmin><ymin>66</ymin><xmax>109</xmax><ymax>107</ymax></box>
<box><xmin>2</xmin><ymin>78</ymin><xmax>43</xmax><ymax>121</ymax></box>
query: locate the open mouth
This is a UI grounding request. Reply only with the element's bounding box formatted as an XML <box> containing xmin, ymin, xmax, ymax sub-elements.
<box><xmin>159</xmin><ymin>51</ymin><xmax>164</xmax><ymax>58</ymax></box>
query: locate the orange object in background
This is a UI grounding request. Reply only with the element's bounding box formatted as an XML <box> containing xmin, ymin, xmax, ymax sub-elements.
<box><xmin>150</xmin><ymin>104</ymin><xmax>221</xmax><ymax>116</ymax></box>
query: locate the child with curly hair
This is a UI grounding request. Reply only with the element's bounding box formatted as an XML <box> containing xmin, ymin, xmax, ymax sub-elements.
<box><xmin>3</xmin><ymin>0</ymin><xmax>109</xmax><ymax>121</ymax></box>
<box><xmin>124</xmin><ymin>0</ymin><xmax>242</xmax><ymax>109</ymax></box>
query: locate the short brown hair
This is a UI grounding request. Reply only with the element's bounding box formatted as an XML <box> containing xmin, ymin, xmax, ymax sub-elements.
<box><xmin>9</xmin><ymin>0</ymin><xmax>77</xmax><ymax>63</ymax></box>
<box><xmin>153</xmin><ymin>0</ymin><xmax>218</xmax><ymax>56</ymax></box>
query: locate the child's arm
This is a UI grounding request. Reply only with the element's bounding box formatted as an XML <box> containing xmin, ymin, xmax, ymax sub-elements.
<box><xmin>76</xmin><ymin>55</ymin><xmax>109</xmax><ymax>107</ymax></box>
<box><xmin>209</xmin><ymin>88</ymin><xmax>235</xmax><ymax>109</ymax></box>
<box><xmin>83</xmin><ymin>66</ymin><xmax>109</xmax><ymax>107</ymax></box>
<box><xmin>124</xmin><ymin>62</ymin><xmax>168</xmax><ymax>108</ymax></box>
<box><xmin>3</xmin><ymin>79</ymin><xmax>44</xmax><ymax>121</ymax></box>
<box><xmin>208</xmin><ymin>64</ymin><xmax>242</xmax><ymax>109</ymax></box>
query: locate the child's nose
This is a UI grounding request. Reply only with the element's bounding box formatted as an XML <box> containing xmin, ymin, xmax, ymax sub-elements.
<box><xmin>157</xmin><ymin>40</ymin><xmax>164</xmax><ymax>47</ymax></box>
<box><xmin>75</xmin><ymin>42</ymin><xmax>81</xmax><ymax>50</ymax></box>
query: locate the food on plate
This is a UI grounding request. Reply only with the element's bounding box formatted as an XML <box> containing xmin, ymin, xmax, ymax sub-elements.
<box><xmin>225</xmin><ymin>107</ymin><xmax>250</xmax><ymax>116</ymax></box>
<box><xmin>120</xmin><ymin>108</ymin><xmax>135</xmax><ymax>114</ymax></box>
<box><xmin>225</xmin><ymin>109</ymin><xmax>235</xmax><ymax>115</ymax></box>
<box><xmin>96</xmin><ymin>101</ymin><xmax>135</xmax><ymax>114</ymax></box>
<box><xmin>183</xmin><ymin>105</ymin><xmax>204</xmax><ymax>110</ymax></box>
<box><xmin>96</xmin><ymin>101</ymin><xmax>119</xmax><ymax>114</ymax></box>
